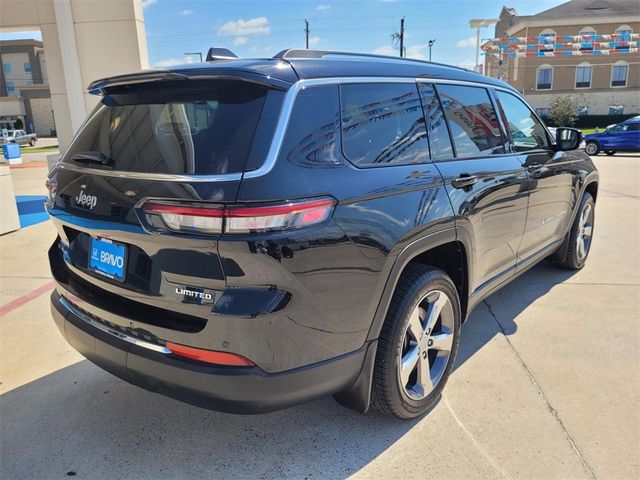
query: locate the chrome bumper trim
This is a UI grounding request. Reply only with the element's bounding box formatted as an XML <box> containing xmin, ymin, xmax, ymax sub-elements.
<box><xmin>59</xmin><ymin>296</ymin><xmax>172</xmax><ymax>354</ymax></box>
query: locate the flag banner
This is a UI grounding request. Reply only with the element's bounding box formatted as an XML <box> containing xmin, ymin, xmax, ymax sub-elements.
<box><xmin>484</xmin><ymin>33</ymin><xmax>639</xmax><ymax>44</ymax></box>
<box><xmin>482</xmin><ymin>48</ymin><xmax>638</xmax><ymax>58</ymax></box>
<box><xmin>483</xmin><ymin>41</ymin><xmax>639</xmax><ymax>51</ymax></box>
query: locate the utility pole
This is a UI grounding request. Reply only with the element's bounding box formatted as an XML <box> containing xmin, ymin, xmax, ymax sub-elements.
<box><xmin>305</xmin><ymin>19</ymin><xmax>310</xmax><ymax>49</ymax></box>
<box><xmin>391</xmin><ymin>17</ymin><xmax>405</xmax><ymax>57</ymax></box>
<box><xmin>428</xmin><ymin>39</ymin><xmax>436</xmax><ymax>61</ymax></box>
<box><xmin>399</xmin><ymin>17</ymin><xmax>405</xmax><ymax>57</ymax></box>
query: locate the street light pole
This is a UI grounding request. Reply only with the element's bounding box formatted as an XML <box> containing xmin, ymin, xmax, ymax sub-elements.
<box><xmin>428</xmin><ymin>39</ymin><xmax>436</xmax><ymax>62</ymax></box>
<box><xmin>184</xmin><ymin>51</ymin><xmax>203</xmax><ymax>62</ymax></box>
<box><xmin>468</xmin><ymin>18</ymin><xmax>498</xmax><ymax>73</ymax></box>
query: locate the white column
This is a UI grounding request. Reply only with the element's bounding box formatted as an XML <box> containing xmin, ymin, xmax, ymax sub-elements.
<box><xmin>52</xmin><ymin>0</ymin><xmax>86</xmax><ymax>134</ymax></box>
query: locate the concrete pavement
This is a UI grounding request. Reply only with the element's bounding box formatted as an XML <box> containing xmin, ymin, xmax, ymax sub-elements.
<box><xmin>0</xmin><ymin>155</ymin><xmax>638</xmax><ymax>479</ymax></box>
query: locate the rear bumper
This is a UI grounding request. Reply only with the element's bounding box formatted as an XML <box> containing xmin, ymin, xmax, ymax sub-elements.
<box><xmin>51</xmin><ymin>290</ymin><xmax>371</xmax><ymax>414</ymax></box>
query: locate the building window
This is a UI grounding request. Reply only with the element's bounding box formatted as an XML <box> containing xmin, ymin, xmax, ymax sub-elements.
<box><xmin>2</xmin><ymin>63</ymin><xmax>11</xmax><ymax>75</ymax></box>
<box><xmin>609</xmin><ymin>105</ymin><xmax>624</xmax><ymax>115</ymax></box>
<box><xmin>23</xmin><ymin>62</ymin><xmax>31</xmax><ymax>75</ymax></box>
<box><xmin>575</xmin><ymin>63</ymin><xmax>592</xmax><ymax>88</ymax></box>
<box><xmin>579</xmin><ymin>27</ymin><xmax>596</xmax><ymax>51</ymax></box>
<box><xmin>6</xmin><ymin>80</ymin><xmax>17</xmax><ymax>96</ymax></box>
<box><xmin>535</xmin><ymin>107</ymin><xmax>550</xmax><ymax>117</ymax></box>
<box><xmin>616</xmin><ymin>25</ymin><xmax>633</xmax><ymax>47</ymax></box>
<box><xmin>537</xmin><ymin>65</ymin><xmax>553</xmax><ymax>90</ymax></box>
<box><xmin>611</xmin><ymin>61</ymin><xmax>628</xmax><ymax>87</ymax></box>
<box><xmin>539</xmin><ymin>29</ymin><xmax>556</xmax><ymax>53</ymax></box>
<box><xmin>577</xmin><ymin>106</ymin><xmax>589</xmax><ymax>116</ymax></box>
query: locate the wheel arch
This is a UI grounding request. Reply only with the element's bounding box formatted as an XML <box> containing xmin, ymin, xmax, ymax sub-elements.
<box><xmin>366</xmin><ymin>228</ymin><xmax>468</xmax><ymax>343</ymax></box>
<box><xmin>335</xmin><ymin>227</ymin><xmax>469</xmax><ymax>414</ymax></box>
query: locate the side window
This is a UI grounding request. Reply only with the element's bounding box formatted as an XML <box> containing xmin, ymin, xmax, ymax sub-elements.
<box><xmin>495</xmin><ymin>91</ymin><xmax>550</xmax><ymax>152</ymax></box>
<box><xmin>278</xmin><ymin>85</ymin><xmax>341</xmax><ymax>168</ymax></box>
<box><xmin>417</xmin><ymin>83</ymin><xmax>453</xmax><ymax>161</ymax></box>
<box><xmin>436</xmin><ymin>84</ymin><xmax>505</xmax><ymax>158</ymax></box>
<box><xmin>340</xmin><ymin>83</ymin><xmax>429</xmax><ymax>167</ymax></box>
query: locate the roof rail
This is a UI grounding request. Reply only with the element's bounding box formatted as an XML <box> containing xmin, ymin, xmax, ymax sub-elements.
<box><xmin>272</xmin><ymin>49</ymin><xmax>471</xmax><ymax>72</ymax></box>
<box><xmin>206</xmin><ymin>47</ymin><xmax>238</xmax><ymax>62</ymax></box>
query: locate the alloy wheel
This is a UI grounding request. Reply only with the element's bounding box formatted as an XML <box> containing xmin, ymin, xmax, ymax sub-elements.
<box><xmin>397</xmin><ymin>290</ymin><xmax>455</xmax><ymax>401</ymax></box>
<box><xmin>576</xmin><ymin>202</ymin><xmax>593</xmax><ymax>261</ymax></box>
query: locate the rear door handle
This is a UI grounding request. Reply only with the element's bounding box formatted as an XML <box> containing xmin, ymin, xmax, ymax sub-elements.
<box><xmin>451</xmin><ymin>175</ymin><xmax>478</xmax><ymax>189</ymax></box>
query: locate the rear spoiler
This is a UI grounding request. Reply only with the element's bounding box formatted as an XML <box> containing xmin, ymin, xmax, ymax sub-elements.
<box><xmin>87</xmin><ymin>68</ymin><xmax>293</xmax><ymax>95</ymax></box>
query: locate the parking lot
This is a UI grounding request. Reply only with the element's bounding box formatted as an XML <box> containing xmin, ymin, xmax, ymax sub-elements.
<box><xmin>1</xmin><ymin>154</ymin><xmax>638</xmax><ymax>479</ymax></box>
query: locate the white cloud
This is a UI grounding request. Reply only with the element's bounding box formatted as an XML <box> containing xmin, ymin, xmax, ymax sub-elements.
<box><xmin>308</xmin><ymin>36</ymin><xmax>321</xmax><ymax>46</ymax></box>
<box><xmin>316</xmin><ymin>4</ymin><xmax>331</xmax><ymax>11</ymax></box>
<box><xmin>406</xmin><ymin>44</ymin><xmax>427</xmax><ymax>60</ymax></box>
<box><xmin>372</xmin><ymin>45</ymin><xmax>395</xmax><ymax>56</ymax></box>
<box><xmin>142</xmin><ymin>0</ymin><xmax>157</xmax><ymax>9</ymax></box>
<box><xmin>153</xmin><ymin>56</ymin><xmax>197</xmax><ymax>68</ymax></box>
<box><xmin>457</xmin><ymin>36</ymin><xmax>478</xmax><ymax>48</ymax></box>
<box><xmin>372</xmin><ymin>44</ymin><xmax>426</xmax><ymax>60</ymax></box>
<box><xmin>457</xmin><ymin>59</ymin><xmax>476</xmax><ymax>70</ymax></box>
<box><xmin>233</xmin><ymin>36</ymin><xmax>248</xmax><ymax>46</ymax></box>
<box><xmin>218</xmin><ymin>17</ymin><xmax>270</xmax><ymax>38</ymax></box>
<box><xmin>180</xmin><ymin>9</ymin><xmax>193</xmax><ymax>16</ymax></box>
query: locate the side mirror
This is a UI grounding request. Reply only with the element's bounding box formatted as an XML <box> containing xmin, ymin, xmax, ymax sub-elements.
<box><xmin>555</xmin><ymin>127</ymin><xmax>582</xmax><ymax>151</ymax></box>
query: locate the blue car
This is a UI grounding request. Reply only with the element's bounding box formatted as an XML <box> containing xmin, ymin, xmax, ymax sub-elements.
<box><xmin>584</xmin><ymin>116</ymin><xmax>640</xmax><ymax>156</ymax></box>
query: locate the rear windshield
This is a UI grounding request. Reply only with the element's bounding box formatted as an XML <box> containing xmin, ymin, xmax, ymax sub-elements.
<box><xmin>63</xmin><ymin>80</ymin><xmax>282</xmax><ymax>175</ymax></box>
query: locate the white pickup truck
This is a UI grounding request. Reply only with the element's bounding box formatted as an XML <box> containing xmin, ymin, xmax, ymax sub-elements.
<box><xmin>1</xmin><ymin>129</ymin><xmax>37</xmax><ymax>146</ymax></box>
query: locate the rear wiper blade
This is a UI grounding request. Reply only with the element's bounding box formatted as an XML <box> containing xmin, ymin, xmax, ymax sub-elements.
<box><xmin>70</xmin><ymin>151</ymin><xmax>112</xmax><ymax>166</ymax></box>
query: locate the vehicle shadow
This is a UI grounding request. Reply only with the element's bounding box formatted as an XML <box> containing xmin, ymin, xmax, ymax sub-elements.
<box><xmin>455</xmin><ymin>261</ymin><xmax>578</xmax><ymax>368</ymax></box>
<box><xmin>0</xmin><ymin>262</ymin><xmax>577</xmax><ymax>479</ymax></box>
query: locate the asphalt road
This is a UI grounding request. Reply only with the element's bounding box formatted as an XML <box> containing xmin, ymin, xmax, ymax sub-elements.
<box><xmin>1</xmin><ymin>154</ymin><xmax>638</xmax><ymax>479</ymax></box>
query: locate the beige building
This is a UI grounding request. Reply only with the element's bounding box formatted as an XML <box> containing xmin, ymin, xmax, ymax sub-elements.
<box><xmin>0</xmin><ymin>39</ymin><xmax>54</xmax><ymax>136</ymax></box>
<box><xmin>484</xmin><ymin>0</ymin><xmax>640</xmax><ymax>117</ymax></box>
<box><xmin>0</xmin><ymin>0</ymin><xmax>148</xmax><ymax>154</ymax></box>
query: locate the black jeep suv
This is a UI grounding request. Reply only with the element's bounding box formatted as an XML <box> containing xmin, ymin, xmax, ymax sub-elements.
<box><xmin>47</xmin><ymin>49</ymin><xmax>598</xmax><ymax>419</ymax></box>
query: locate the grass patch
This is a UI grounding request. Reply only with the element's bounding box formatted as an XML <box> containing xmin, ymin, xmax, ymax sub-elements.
<box><xmin>20</xmin><ymin>145</ymin><xmax>59</xmax><ymax>153</ymax></box>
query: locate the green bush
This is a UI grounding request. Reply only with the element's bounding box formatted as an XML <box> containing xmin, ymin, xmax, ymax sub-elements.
<box><xmin>542</xmin><ymin>114</ymin><xmax>637</xmax><ymax>129</ymax></box>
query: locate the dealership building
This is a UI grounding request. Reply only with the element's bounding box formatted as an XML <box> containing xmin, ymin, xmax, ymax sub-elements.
<box><xmin>483</xmin><ymin>0</ymin><xmax>639</xmax><ymax>117</ymax></box>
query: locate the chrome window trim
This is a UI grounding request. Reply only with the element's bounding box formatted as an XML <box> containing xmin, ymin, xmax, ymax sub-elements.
<box><xmin>59</xmin><ymin>296</ymin><xmax>172</xmax><ymax>354</ymax></box>
<box><xmin>56</xmin><ymin>163</ymin><xmax>243</xmax><ymax>183</ymax></box>
<box><xmin>59</xmin><ymin>76</ymin><xmax>519</xmax><ymax>182</ymax></box>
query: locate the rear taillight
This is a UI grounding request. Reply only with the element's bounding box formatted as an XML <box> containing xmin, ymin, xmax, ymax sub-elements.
<box><xmin>142</xmin><ymin>202</ymin><xmax>223</xmax><ymax>234</ymax></box>
<box><xmin>45</xmin><ymin>178</ymin><xmax>57</xmax><ymax>201</ymax></box>
<box><xmin>142</xmin><ymin>198</ymin><xmax>335</xmax><ymax>235</ymax></box>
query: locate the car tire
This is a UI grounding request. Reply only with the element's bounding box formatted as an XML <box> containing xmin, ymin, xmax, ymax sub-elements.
<box><xmin>371</xmin><ymin>264</ymin><xmax>461</xmax><ymax>419</ymax></box>
<box><xmin>585</xmin><ymin>141</ymin><xmax>600</xmax><ymax>156</ymax></box>
<box><xmin>605</xmin><ymin>151</ymin><xmax>616</xmax><ymax>156</ymax></box>
<box><xmin>29</xmin><ymin>139</ymin><xmax>35</xmax><ymax>147</ymax></box>
<box><xmin>557</xmin><ymin>193</ymin><xmax>595</xmax><ymax>270</ymax></box>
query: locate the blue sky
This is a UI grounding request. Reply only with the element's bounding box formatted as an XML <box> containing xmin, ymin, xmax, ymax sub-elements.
<box><xmin>2</xmin><ymin>0</ymin><xmax>567</xmax><ymax>69</ymax></box>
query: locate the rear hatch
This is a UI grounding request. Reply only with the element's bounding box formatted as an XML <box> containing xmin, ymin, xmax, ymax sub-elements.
<box><xmin>48</xmin><ymin>73</ymin><xmax>289</xmax><ymax>332</ymax></box>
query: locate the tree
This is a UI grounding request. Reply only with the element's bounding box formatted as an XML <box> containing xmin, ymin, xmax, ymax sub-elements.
<box><xmin>548</xmin><ymin>96</ymin><xmax>577</xmax><ymax>126</ymax></box>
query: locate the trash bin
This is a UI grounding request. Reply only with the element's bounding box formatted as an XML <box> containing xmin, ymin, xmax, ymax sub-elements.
<box><xmin>2</xmin><ymin>143</ymin><xmax>22</xmax><ymax>165</ymax></box>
